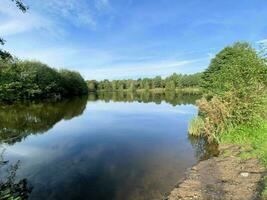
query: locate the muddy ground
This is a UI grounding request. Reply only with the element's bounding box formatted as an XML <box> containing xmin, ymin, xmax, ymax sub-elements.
<box><xmin>166</xmin><ymin>145</ymin><xmax>266</xmax><ymax>200</ymax></box>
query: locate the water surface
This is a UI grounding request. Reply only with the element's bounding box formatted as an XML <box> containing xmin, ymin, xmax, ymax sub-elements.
<box><xmin>0</xmin><ymin>92</ymin><xmax>209</xmax><ymax>200</ymax></box>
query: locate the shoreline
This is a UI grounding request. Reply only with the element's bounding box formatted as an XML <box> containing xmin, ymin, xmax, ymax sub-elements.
<box><xmin>165</xmin><ymin>144</ymin><xmax>266</xmax><ymax>200</ymax></box>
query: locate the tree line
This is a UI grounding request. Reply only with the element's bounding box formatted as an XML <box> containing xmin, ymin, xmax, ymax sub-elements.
<box><xmin>0</xmin><ymin>59</ymin><xmax>88</xmax><ymax>102</ymax></box>
<box><xmin>88</xmin><ymin>91</ymin><xmax>200</xmax><ymax>106</ymax></box>
<box><xmin>87</xmin><ymin>73</ymin><xmax>202</xmax><ymax>92</ymax></box>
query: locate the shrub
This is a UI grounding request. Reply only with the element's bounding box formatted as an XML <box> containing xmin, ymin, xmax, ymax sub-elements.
<box><xmin>202</xmin><ymin>42</ymin><xmax>267</xmax><ymax>96</ymax></box>
<box><xmin>196</xmin><ymin>96</ymin><xmax>231</xmax><ymax>142</ymax></box>
<box><xmin>197</xmin><ymin>42</ymin><xmax>267</xmax><ymax>141</ymax></box>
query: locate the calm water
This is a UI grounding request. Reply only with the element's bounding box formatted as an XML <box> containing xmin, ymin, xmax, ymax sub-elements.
<box><xmin>0</xmin><ymin>92</ymin><xmax>213</xmax><ymax>200</ymax></box>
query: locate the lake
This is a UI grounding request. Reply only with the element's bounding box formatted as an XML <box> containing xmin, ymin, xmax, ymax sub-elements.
<box><xmin>0</xmin><ymin>92</ymin><xmax>214</xmax><ymax>200</ymax></box>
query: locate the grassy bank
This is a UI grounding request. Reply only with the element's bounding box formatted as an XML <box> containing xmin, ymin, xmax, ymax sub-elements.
<box><xmin>218</xmin><ymin>95</ymin><xmax>267</xmax><ymax>198</ymax></box>
<box><xmin>219</xmin><ymin>121</ymin><xmax>267</xmax><ymax>165</ymax></box>
<box><xmin>219</xmin><ymin>121</ymin><xmax>267</xmax><ymax>198</ymax></box>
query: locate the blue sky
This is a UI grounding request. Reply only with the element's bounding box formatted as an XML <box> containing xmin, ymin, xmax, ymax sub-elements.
<box><xmin>1</xmin><ymin>0</ymin><xmax>267</xmax><ymax>80</ymax></box>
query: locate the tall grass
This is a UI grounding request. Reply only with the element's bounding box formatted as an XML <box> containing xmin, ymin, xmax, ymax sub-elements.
<box><xmin>188</xmin><ymin>117</ymin><xmax>204</xmax><ymax>136</ymax></box>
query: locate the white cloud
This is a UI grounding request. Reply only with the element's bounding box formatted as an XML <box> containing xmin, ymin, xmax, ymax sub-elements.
<box><xmin>257</xmin><ymin>39</ymin><xmax>267</xmax><ymax>44</ymax></box>
<box><xmin>0</xmin><ymin>0</ymin><xmax>100</xmax><ymax>37</ymax></box>
<box><xmin>6</xmin><ymin>41</ymin><xmax>209</xmax><ymax>80</ymax></box>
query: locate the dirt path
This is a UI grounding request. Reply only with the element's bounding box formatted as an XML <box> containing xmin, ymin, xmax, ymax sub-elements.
<box><xmin>166</xmin><ymin>145</ymin><xmax>266</xmax><ymax>200</ymax></box>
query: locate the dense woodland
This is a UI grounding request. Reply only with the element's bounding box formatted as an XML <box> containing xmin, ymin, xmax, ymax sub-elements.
<box><xmin>87</xmin><ymin>73</ymin><xmax>202</xmax><ymax>92</ymax></box>
<box><xmin>0</xmin><ymin>59</ymin><xmax>88</xmax><ymax>102</ymax></box>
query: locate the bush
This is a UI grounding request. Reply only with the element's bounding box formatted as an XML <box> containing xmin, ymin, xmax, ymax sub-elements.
<box><xmin>195</xmin><ymin>42</ymin><xmax>267</xmax><ymax>141</ymax></box>
<box><xmin>202</xmin><ymin>42</ymin><xmax>267</xmax><ymax>96</ymax></box>
<box><xmin>196</xmin><ymin>96</ymin><xmax>231</xmax><ymax>142</ymax></box>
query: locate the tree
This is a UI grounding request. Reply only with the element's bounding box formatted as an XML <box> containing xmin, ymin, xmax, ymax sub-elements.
<box><xmin>165</xmin><ymin>80</ymin><xmax>175</xmax><ymax>91</ymax></box>
<box><xmin>152</xmin><ymin>76</ymin><xmax>162</xmax><ymax>88</ymax></box>
<box><xmin>59</xmin><ymin>69</ymin><xmax>88</xmax><ymax>96</ymax></box>
<box><xmin>201</xmin><ymin>42</ymin><xmax>267</xmax><ymax>125</ymax></box>
<box><xmin>202</xmin><ymin>42</ymin><xmax>267</xmax><ymax>96</ymax></box>
<box><xmin>87</xmin><ymin>80</ymin><xmax>97</xmax><ymax>92</ymax></box>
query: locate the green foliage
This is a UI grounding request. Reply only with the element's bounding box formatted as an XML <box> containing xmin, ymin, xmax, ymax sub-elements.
<box><xmin>165</xmin><ymin>80</ymin><xmax>175</xmax><ymax>91</ymax></box>
<box><xmin>197</xmin><ymin>42</ymin><xmax>267</xmax><ymax>141</ymax></box>
<box><xmin>87</xmin><ymin>73</ymin><xmax>202</xmax><ymax>92</ymax></box>
<box><xmin>59</xmin><ymin>69</ymin><xmax>88</xmax><ymax>96</ymax></box>
<box><xmin>219</xmin><ymin>121</ymin><xmax>267</xmax><ymax>165</ymax></box>
<box><xmin>202</xmin><ymin>42</ymin><xmax>267</xmax><ymax>95</ymax></box>
<box><xmin>87</xmin><ymin>80</ymin><xmax>97</xmax><ymax>92</ymax></box>
<box><xmin>0</xmin><ymin>60</ymin><xmax>88</xmax><ymax>102</ymax></box>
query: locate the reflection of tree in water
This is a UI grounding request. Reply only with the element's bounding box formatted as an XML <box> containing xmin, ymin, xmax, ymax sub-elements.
<box><xmin>188</xmin><ymin>135</ymin><xmax>219</xmax><ymax>161</ymax></box>
<box><xmin>89</xmin><ymin>91</ymin><xmax>201</xmax><ymax>106</ymax></box>
<box><xmin>0</xmin><ymin>149</ymin><xmax>32</xmax><ymax>200</ymax></box>
<box><xmin>0</xmin><ymin>96</ymin><xmax>87</xmax><ymax>144</ymax></box>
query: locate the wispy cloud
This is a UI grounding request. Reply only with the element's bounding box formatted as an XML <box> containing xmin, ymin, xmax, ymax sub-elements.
<box><xmin>257</xmin><ymin>39</ymin><xmax>267</xmax><ymax>44</ymax></box>
<box><xmin>6</xmin><ymin>41</ymin><xmax>210</xmax><ymax>80</ymax></box>
<box><xmin>95</xmin><ymin>0</ymin><xmax>111</xmax><ymax>11</ymax></box>
<box><xmin>8</xmin><ymin>46</ymin><xmax>114</xmax><ymax>69</ymax></box>
<box><xmin>80</xmin><ymin>57</ymin><xmax>209</xmax><ymax>80</ymax></box>
<box><xmin>0</xmin><ymin>0</ymin><xmax>56</xmax><ymax>36</ymax></box>
<box><xmin>38</xmin><ymin>0</ymin><xmax>97</xmax><ymax>29</ymax></box>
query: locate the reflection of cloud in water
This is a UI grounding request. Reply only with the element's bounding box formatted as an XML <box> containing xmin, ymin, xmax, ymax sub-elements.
<box><xmin>1</xmin><ymin>93</ymin><xmax>202</xmax><ymax>200</ymax></box>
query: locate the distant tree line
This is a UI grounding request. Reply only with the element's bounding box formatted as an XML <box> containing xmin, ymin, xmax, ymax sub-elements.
<box><xmin>0</xmin><ymin>59</ymin><xmax>88</xmax><ymax>102</ymax></box>
<box><xmin>87</xmin><ymin>73</ymin><xmax>202</xmax><ymax>92</ymax></box>
<box><xmin>88</xmin><ymin>91</ymin><xmax>200</xmax><ymax>106</ymax></box>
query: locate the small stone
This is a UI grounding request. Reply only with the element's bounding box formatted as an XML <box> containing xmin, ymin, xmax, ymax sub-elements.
<box><xmin>240</xmin><ymin>172</ymin><xmax>249</xmax><ymax>177</ymax></box>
